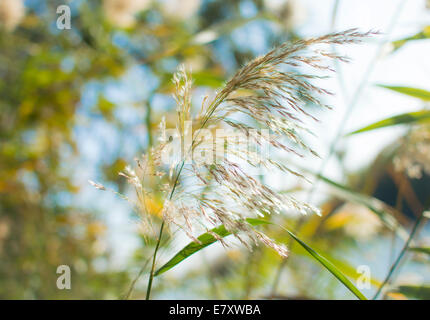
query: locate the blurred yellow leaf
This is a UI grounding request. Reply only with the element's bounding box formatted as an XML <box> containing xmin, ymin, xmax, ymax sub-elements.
<box><xmin>87</xmin><ymin>222</ymin><xmax>107</xmax><ymax>237</ymax></box>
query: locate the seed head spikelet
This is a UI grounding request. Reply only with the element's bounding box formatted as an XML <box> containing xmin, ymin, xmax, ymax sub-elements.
<box><xmin>91</xmin><ymin>29</ymin><xmax>375</xmax><ymax>257</ymax></box>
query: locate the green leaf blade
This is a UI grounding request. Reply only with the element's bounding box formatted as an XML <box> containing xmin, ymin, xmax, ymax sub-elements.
<box><xmin>347</xmin><ymin>110</ymin><xmax>430</xmax><ymax>135</ymax></box>
<box><xmin>395</xmin><ymin>285</ymin><xmax>430</xmax><ymax>299</ymax></box>
<box><xmin>409</xmin><ymin>246</ymin><xmax>430</xmax><ymax>256</ymax></box>
<box><xmin>283</xmin><ymin>229</ymin><xmax>368</xmax><ymax>300</ymax></box>
<box><xmin>377</xmin><ymin>85</ymin><xmax>430</xmax><ymax>101</ymax></box>
<box><xmin>155</xmin><ymin>218</ymin><xmax>367</xmax><ymax>300</ymax></box>
<box><xmin>154</xmin><ymin>219</ymin><xmax>268</xmax><ymax>276</ymax></box>
<box><xmin>391</xmin><ymin>26</ymin><xmax>430</xmax><ymax>51</ymax></box>
<box><xmin>297</xmin><ymin>167</ymin><xmax>408</xmax><ymax>241</ymax></box>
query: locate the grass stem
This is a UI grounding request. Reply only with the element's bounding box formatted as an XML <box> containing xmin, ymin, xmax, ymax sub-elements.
<box><xmin>373</xmin><ymin>210</ymin><xmax>426</xmax><ymax>299</ymax></box>
<box><xmin>145</xmin><ymin>159</ymin><xmax>185</xmax><ymax>299</ymax></box>
<box><xmin>145</xmin><ymin>220</ymin><xmax>165</xmax><ymax>300</ymax></box>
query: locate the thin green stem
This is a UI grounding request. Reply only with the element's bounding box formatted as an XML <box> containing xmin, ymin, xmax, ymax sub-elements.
<box><xmin>373</xmin><ymin>211</ymin><xmax>426</xmax><ymax>300</ymax></box>
<box><xmin>144</xmin><ymin>84</ymin><xmax>220</xmax><ymax>299</ymax></box>
<box><xmin>124</xmin><ymin>229</ymin><xmax>179</xmax><ymax>299</ymax></box>
<box><xmin>123</xmin><ymin>257</ymin><xmax>151</xmax><ymax>300</ymax></box>
<box><xmin>144</xmin><ymin>145</ymin><xmax>188</xmax><ymax>300</ymax></box>
<box><xmin>145</xmin><ymin>220</ymin><xmax>165</xmax><ymax>300</ymax></box>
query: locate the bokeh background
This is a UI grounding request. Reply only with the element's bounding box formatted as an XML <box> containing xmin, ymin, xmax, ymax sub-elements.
<box><xmin>1</xmin><ymin>0</ymin><xmax>430</xmax><ymax>299</ymax></box>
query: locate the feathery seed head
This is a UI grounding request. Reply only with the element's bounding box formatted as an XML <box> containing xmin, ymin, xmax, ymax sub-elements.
<box><xmin>92</xmin><ymin>29</ymin><xmax>374</xmax><ymax>256</ymax></box>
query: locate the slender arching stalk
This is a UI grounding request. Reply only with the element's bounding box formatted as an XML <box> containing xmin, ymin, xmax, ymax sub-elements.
<box><xmin>373</xmin><ymin>209</ymin><xmax>426</xmax><ymax>300</ymax></box>
<box><xmin>145</xmin><ymin>220</ymin><xmax>165</xmax><ymax>300</ymax></box>
<box><xmin>145</xmin><ymin>85</ymin><xmax>211</xmax><ymax>299</ymax></box>
<box><xmin>145</xmin><ymin>75</ymin><xmax>275</xmax><ymax>299</ymax></box>
<box><xmin>145</xmin><ymin>161</ymin><xmax>185</xmax><ymax>300</ymax></box>
<box><xmin>123</xmin><ymin>256</ymin><xmax>151</xmax><ymax>300</ymax></box>
<box><xmin>144</xmin><ymin>89</ymin><xmax>218</xmax><ymax>298</ymax></box>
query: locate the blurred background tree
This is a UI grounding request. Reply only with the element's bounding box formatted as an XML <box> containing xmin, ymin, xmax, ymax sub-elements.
<box><xmin>0</xmin><ymin>0</ymin><xmax>293</xmax><ymax>299</ymax></box>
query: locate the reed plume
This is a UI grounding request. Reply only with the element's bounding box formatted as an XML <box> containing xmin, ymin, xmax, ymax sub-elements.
<box><xmin>91</xmin><ymin>29</ymin><xmax>374</xmax><ymax>257</ymax></box>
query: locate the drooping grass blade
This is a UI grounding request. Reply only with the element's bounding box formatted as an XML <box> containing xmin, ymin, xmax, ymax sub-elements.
<box><xmin>347</xmin><ymin>110</ymin><xmax>430</xmax><ymax>135</ymax></box>
<box><xmin>155</xmin><ymin>218</ymin><xmax>367</xmax><ymax>300</ymax></box>
<box><xmin>377</xmin><ymin>85</ymin><xmax>430</xmax><ymax>101</ymax></box>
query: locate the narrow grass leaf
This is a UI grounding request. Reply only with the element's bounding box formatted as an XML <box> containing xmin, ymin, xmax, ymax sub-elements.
<box><xmin>294</xmin><ymin>247</ymin><xmax>382</xmax><ymax>287</ymax></box>
<box><xmin>155</xmin><ymin>218</ymin><xmax>367</xmax><ymax>300</ymax></box>
<box><xmin>391</xmin><ymin>26</ymin><xmax>430</xmax><ymax>51</ymax></box>
<box><xmin>154</xmin><ymin>219</ymin><xmax>268</xmax><ymax>276</ymax></box>
<box><xmin>394</xmin><ymin>285</ymin><xmax>430</xmax><ymax>299</ymax></box>
<box><xmin>409</xmin><ymin>246</ymin><xmax>430</xmax><ymax>256</ymax></box>
<box><xmin>347</xmin><ymin>110</ymin><xmax>430</xmax><ymax>135</ymax></box>
<box><xmin>281</xmin><ymin>227</ymin><xmax>367</xmax><ymax>300</ymax></box>
<box><xmin>297</xmin><ymin>168</ymin><xmax>408</xmax><ymax>240</ymax></box>
<box><xmin>377</xmin><ymin>85</ymin><xmax>430</xmax><ymax>101</ymax></box>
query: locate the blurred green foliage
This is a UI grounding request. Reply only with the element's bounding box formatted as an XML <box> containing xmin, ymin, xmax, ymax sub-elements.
<box><xmin>0</xmin><ymin>0</ymin><xmax>429</xmax><ymax>300</ymax></box>
<box><xmin>0</xmin><ymin>0</ymin><xmax>294</xmax><ymax>299</ymax></box>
